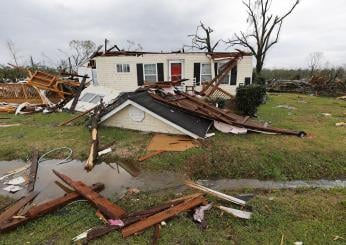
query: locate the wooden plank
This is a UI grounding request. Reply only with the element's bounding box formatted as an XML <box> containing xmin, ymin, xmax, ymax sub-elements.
<box><xmin>26</xmin><ymin>183</ymin><xmax>104</xmax><ymax>218</ymax></box>
<box><xmin>185</xmin><ymin>180</ymin><xmax>246</xmax><ymax>206</ymax></box>
<box><xmin>0</xmin><ymin>183</ymin><xmax>103</xmax><ymax>232</ymax></box>
<box><xmin>27</xmin><ymin>150</ymin><xmax>39</xmax><ymax>192</ymax></box>
<box><xmin>0</xmin><ymin>192</ymin><xmax>38</xmax><ymax>225</ymax></box>
<box><xmin>58</xmin><ymin>107</ymin><xmax>95</xmax><ymax>127</ymax></box>
<box><xmin>86</xmin><ymin>194</ymin><xmax>200</xmax><ymax>241</ymax></box>
<box><xmin>69</xmin><ymin>76</ymin><xmax>87</xmax><ymax>112</ymax></box>
<box><xmin>121</xmin><ymin>195</ymin><xmax>205</xmax><ymax>238</ymax></box>
<box><xmin>53</xmin><ymin>170</ymin><xmax>126</xmax><ymax>219</ymax></box>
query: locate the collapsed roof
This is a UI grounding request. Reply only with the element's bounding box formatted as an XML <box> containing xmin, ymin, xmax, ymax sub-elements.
<box><xmin>99</xmin><ymin>84</ymin><xmax>306</xmax><ymax>138</ymax></box>
<box><xmin>99</xmin><ymin>90</ymin><xmax>213</xmax><ymax>139</ymax></box>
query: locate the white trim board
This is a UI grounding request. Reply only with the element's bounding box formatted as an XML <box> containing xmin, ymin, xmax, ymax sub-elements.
<box><xmin>100</xmin><ymin>100</ymin><xmax>201</xmax><ymax>139</ymax></box>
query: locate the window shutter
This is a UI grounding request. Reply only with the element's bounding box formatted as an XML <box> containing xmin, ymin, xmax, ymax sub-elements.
<box><xmin>157</xmin><ymin>63</ymin><xmax>164</xmax><ymax>81</ymax></box>
<box><xmin>136</xmin><ymin>63</ymin><xmax>144</xmax><ymax>86</ymax></box>
<box><xmin>230</xmin><ymin>65</ymin><xmax>237</xmax><ymax>85</ymax></box>
<box><xmin>214</xmin><ymin>63</ymin><xmax>218</xmax><ymax>76</ymax></box>
<box><xmin>193</xmin><ymin>63</ymin><xmax>200</xmax><ymax>85</ymax></box>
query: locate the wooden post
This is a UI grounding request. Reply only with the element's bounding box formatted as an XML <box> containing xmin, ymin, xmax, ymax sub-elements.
<box><xmin>69</xmin><ymin>75</ymin><xmax>87</xmax><ymax>113</ymax></box>
<box><xmin>85</xmin><ymin>104</ymin><xmax>103</xmax><ymax>171</ymax></box>
<box><xmin>27</xmin><ymin>150</ymin><xmax>39</xmax><ymax>192</ymax></box>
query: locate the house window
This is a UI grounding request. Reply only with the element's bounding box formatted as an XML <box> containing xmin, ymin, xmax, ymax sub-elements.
<box><xmin>143</xmin><ymin>64</ymin><xmax>157</xmax><ymax>82</ymax></box>
<box><xmin>217</xmin><ymin>62</ymin><xmax>230</xmax><ymax>85</ymax></box>
<box><xmin>116</xmin><ymin>64</ymin><xmax>130</xmax><ymax>73</ymax></box>
<box><xmin>89</xmin><ymin>60</ymin><xmax>96</xmax><ymax>69</ymax></box>
<box><xmin>245</xmin><ymin>77</ymin><xmax>251</xmax><ymax>85</ymax></box>
<box><xmin>200</xmin><ymin>63</ymin><xmax>212</xmax><ymax>84</ymax></box>
<box><xmin>79</xmin><ymin>93</ymin><xmax>104</xmax><ymax>104</ymax></box>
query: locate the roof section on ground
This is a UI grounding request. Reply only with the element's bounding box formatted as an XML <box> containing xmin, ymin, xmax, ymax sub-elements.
<box><xmin>100</xmin><ymin>90</ymin><xmax>213</xmax><ymax>138</ymax></box>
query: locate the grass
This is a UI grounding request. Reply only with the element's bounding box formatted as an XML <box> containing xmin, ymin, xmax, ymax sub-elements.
<box><xmin>0</xmin><ymin>93</ymin><xmax>345</xmax><ymax>180</ymax></box>
<box><xmin>0</xmin><ymin>188</ymin><xmax>345</xmax><ymax>244</ymax></box>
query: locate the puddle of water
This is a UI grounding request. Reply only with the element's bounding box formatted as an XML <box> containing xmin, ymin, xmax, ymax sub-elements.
<box><xmin>1</xmin><ymin>160</ymin><xmax>344</xmax><ymax>205</ymax></box>
<box><xmin>197</xmin><ymin>178</ymin><xmax>346</xmax><ymax>190</ymax></box>
<box><xmin>0</xmin><ymin>160</ymin><xmax>183</xmax><ymax>204</ymax></box>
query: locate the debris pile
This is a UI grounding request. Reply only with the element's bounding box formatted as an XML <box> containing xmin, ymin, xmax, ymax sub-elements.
<box><xmin>266</xmin><ymin>76</ymin><xmax>346</xmax><ymax>97</ymax></box>
<box><xmin>0</xmin><ymin>171</ymin><xmax>253</xmax><ymax>244</ymax></box>
<box><xmin>99</xmin><ymin>84</ymin><xmax>306</xmax><ymax>138</ymax></box>
<box><xmin>0</xmin><ymin>70</ymin><xmax>82</xmax><ymax>114</ymax></box>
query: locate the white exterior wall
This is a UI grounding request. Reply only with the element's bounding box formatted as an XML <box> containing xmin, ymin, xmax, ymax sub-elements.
<box><xmin>94</xmin><ymin>53</ymin><xmax>253</xmax><ymax>95</ymax></box>
<box><xmin>102</xmin><ymin>104</ymin><xmax>184</xmax><ymax>135</ymax></box>
<box><xmin>218</xmin><ymin>55</ymin><xmax>253</xmax><ymax>94</ymax></box>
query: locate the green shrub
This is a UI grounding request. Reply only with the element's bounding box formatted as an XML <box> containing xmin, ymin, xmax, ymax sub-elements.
<box><xmin>236</xmin><ymin>84</ymin><xmax>266</xmax><ymax>115</ymax></box>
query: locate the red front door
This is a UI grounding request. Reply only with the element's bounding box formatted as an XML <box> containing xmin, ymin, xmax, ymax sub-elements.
<box><xmin>170</xmin><ymin>63</ymin><xmax>182</xmax><ymax>81</ymax></box>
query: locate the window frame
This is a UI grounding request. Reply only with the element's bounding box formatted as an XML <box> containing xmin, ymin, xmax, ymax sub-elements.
<box><xmin>143</xmin><ymin>63</ymin><xmax>158</xmax><ymax>82</ymax></box>
<box><xmin>200</xmin><ymin>63</ymin><xmax>212</xmax><ymax>84</ymax></box>
<box><xmin>116</xmin><ymin>64</ymin><xmax>130</xmax><ymax>73</ymax></box>
<box><xmin>79</xmin><ymin>92</ymin><xmax>105</xmax><ymax>104</ymax></box>
<box><xmin>217</xmin><ymin>62</ymin><xmax>230</xmax><ymax>85</ymax></box>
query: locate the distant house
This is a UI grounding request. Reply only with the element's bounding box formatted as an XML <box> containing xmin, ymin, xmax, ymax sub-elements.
<box><xmin>79</xmin><ymin>51</ymin><xmax>253</xmax><ymax>95</ymax></box>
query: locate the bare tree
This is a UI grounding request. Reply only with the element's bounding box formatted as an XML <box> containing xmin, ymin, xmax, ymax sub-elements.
<box><xmin>227</xmin><ymin>0</ymin><xmax>300</xmax><ymax>77</ymax></box>
<box><xmin>187</xmin><ymin>21</ymin><xmax>221</xmax><ymax>52</ymax></box>
<box><xmin>126</xmin><ymin>40</ymin><xmax>143</xmax><ymax>52</ymax></box>
<box><xmin>307</xmin><ymin>52</ymin><xmax>324</xmax><ymax>76</ymax></box>
<box><xmin>69</xmin><ymin>40</ymin><xmax>96</xmax><ymax>67</ymax></box>
<box><xmin>6</xmin><ymin>40</ymin><xmax>20</xmax><ymax>66</ymax></box>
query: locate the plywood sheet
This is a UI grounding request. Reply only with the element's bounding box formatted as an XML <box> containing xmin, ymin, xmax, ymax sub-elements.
<box><xmin>147</xmin><ymin>134</ymin><xmax>199</xmax><ymax>152</ymax></box>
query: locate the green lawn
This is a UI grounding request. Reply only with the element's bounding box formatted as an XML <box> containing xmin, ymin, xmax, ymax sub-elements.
<box><xmin>0</xmin><ymin>188</ymin><xmax>345</xmax><ymax>244</ymax></box>
<box><xmin>0</xmin><ymin>93</ymin><xmax>345</xmax><ymax>180</ymax></box>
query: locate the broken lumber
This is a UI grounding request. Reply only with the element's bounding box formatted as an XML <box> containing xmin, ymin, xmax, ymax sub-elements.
<box><xmin>86</xmin><ymin>194</ymin><xmax>202</xmax><ymax>241</ymax></box>
<box><xmin>26</xmin><ymin>183</ymin><xmax>104</xmax><ymax>218</ymax></box>
<box><xmin>85</xmin><ymin>105</ymin><xmax>103</xmax><ymax>171</ymax></box>
<box><xmin>0</xmin><ymin>192</ymin><xmax>38</xmax><ymax>225</ymax></box>
<box><xmin>58</xmin><ymin>106</ymin><xmax>95</xmax><ymax>127</ymax></box>
<box><xmin>69</xmin><ymin>75</ymin><xmax>87</xmax><ymax>112</ymax></box>
<box><xmin>1</xmin><ymin>183</ymin><xmax>104</xmax><ymax>232</ymax></box>
<box><xmin>27</xmin><ymin>150</ymin><xmax>39</xmax><ymax>192</ymax></box>
<box><xmin>53</xmin><ymin>170</ymin><xmax>126</xmax><ymax>219</ymax></box>
<box><xmin>121</xmin><ymin>195</ymin><xmax>206</xmax><ymax>238</ymax></box>
<box><xmin>185</xmin><ymin>180</ymin><xmax>246</xmax><ymax>206</ymax></box>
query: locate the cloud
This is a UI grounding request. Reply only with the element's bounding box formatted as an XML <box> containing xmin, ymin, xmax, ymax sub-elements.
<box><xmin>0</xmin><ymin>0</ymin><xmax>345</xmax><ymax>68</ymax></box>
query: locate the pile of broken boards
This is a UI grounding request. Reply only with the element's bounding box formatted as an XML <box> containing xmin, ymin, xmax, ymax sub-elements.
<box><xmin>0</xmin><ymin>170</ymin><xmax>253</xmax><ymax>243</ymax></box>
<box><xmin>267</xmin><ymin>76</ymin><xmax>346</xmax><ymax>97</ymax></box>
<box><xmin>100</xmin><ymin>83</ymin><xmax>306</xmax><ymax>138</ymax></box>
<box><xmin>0</xmin><ymin>70</ymin><xmax>81</xmax><ymax>115</ymax></box>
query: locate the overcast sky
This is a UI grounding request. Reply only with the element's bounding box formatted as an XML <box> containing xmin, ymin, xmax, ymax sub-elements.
<box><xmin>0</xmin><ymin>0</ymin><xmax>345</xmax><ymax>68</ymax></box>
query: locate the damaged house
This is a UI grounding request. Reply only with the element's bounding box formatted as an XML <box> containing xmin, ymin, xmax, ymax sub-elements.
<box><xmin>78</xmin><ymin>51</ymin><xmax>253</xmax><ymax>95</ymax></box>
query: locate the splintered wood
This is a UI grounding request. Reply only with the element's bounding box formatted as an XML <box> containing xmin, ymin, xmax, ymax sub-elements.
<box><xmin>121</xmin><ymin>194</ymin><xmax>206</xmax><ymax>238</ymax></box>
<box><xmin>53</xmin><ymin>170</ymin><xmax>126</xmax><ymax>219</ymax></box>
<box><xmin>0</xmin><ymin>192</ymin><xmax>39</xmax><ymax>229</ymax></box>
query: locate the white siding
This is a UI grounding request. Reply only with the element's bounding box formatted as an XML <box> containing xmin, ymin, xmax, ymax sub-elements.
<box><xmin>94</xmin><ymin>53</ymin><xmax>253</xmax><ymax>95</ymax></box>
<box><xmin>102</xmin><ymin>104</ymin><xmax>184</xmax><ymax>135</ymax></box>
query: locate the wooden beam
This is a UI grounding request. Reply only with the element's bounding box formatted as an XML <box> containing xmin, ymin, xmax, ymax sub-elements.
<box><xmin>26</xmin><ymin>183</ymin><xmax>104</xmax><ymax>218</ymax></box>
<box><xmin>69</xmin><ymin>76</ymin><xmax>87</xmax><ymax>112</ymax></box>
<box><xmin>121</xmin><ymin>195</ymin><xmax>205</xmax><ymax>238</ymax></box>
<box><xmin>53</xmin><ymin>170</ymin><xmax>126</xmax><ymax>219</ymax></box>
<box><xmin>58</xmin><ymin>107</ymin><xmax>95</xmax><ymax>127</ymax></box>
<box><xmin>27</xmin><ymin>150</ymin><xmax>39</xmax><ymax>192</ymax></box>
<box><xmin>0</xmin><ymin>192</ymin><xmax>38</xmax><ymax>225</ymax></box>
<box><xmin>0</xmin><ymin>183</ymin><xmax>104</xmax><ymax>232</ymax></box>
